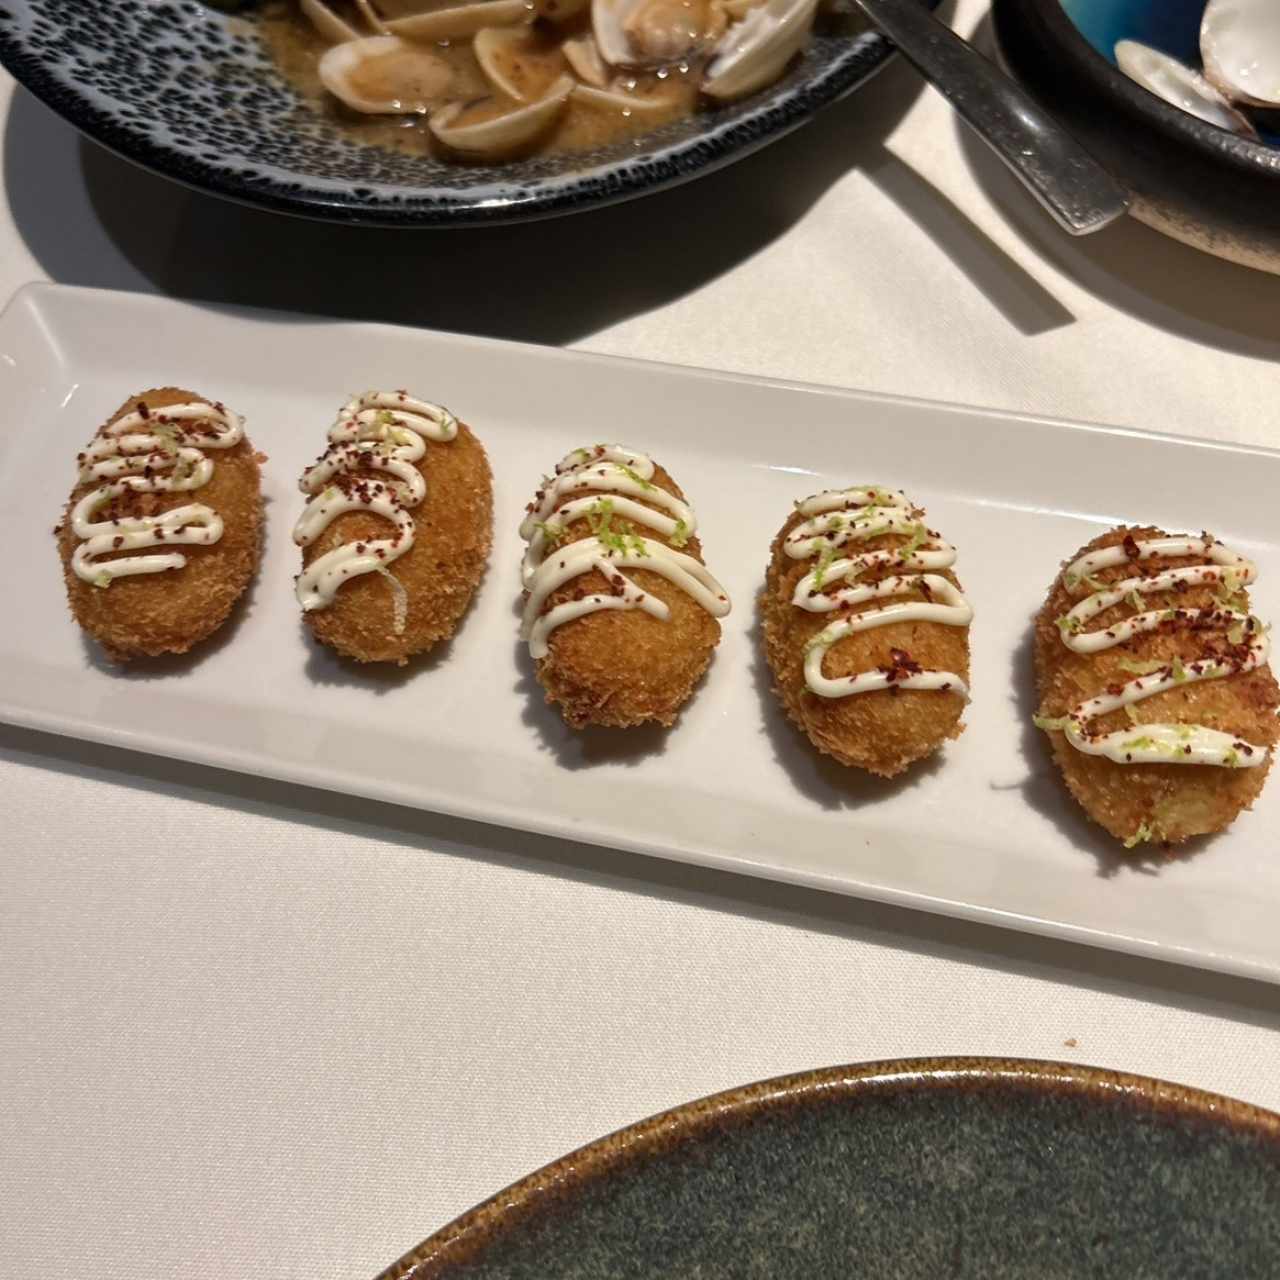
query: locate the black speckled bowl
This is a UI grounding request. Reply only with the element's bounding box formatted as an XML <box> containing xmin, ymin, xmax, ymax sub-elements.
<box><xmin>992</xmin><ymin>0</ymin><xmax>1280</xmax><ymax>273</ymax></box>
<box><xmin>378</xmin><ymin>1057</ymin><xmax>1280</xmax><ymax>1279</ymax></box>
<box><xmin>0</xmin><ymin>0</ymin><xmax>937</xmax><ymax>227</ymax></box>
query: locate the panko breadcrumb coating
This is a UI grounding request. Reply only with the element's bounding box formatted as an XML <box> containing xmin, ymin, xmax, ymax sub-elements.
<box><xmin>1034</xmin><ymin>526</ymin><xmax>1279</xmax><ymax>848</ymax></box>
<box><xmin>762</xmin><ymin>487</ymin><xmax>971</xmax><ymax>778</ymax></box>
<box><xmin>520</xmin><ymin>445</ymin><xmax>730</xmax><ymax>729</ymax></box>
<box><xmin>297</xmin><ymin>394</ymin><xmax>492</xmax><ymax>666</ymax></box>
<box><xmin>56</xmin><ymin>387</ymin><xmax>263</xmax><ymax>662</ymax></box>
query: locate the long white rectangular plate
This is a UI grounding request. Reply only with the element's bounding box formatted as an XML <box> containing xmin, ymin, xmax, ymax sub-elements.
<box><xmin>3</xmin><ymin>283</ymin><xmax>1278</xmax><ymax>981</ymax></box>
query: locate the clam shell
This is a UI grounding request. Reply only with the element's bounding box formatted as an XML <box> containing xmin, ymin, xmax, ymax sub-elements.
<box><xmin>571</xmin><ymin>81</ymin><xmax>680</xmax><ymax>112</ymax></box>
<box><xmin>701</xmin><ymin>0</ymin><xmax>817</xmax><ymax>101</ymax></box>
<box><xmin>474</xmin><ymin>26</ymin><xmax>568</xmax><ymax>101</ymax></box>
<box><xmin>562</xmin><ymin>33</ymin><xmax>610</xmax><ymax>86</ymax></box>
<box><xmin>387</xmin><ymin>0</ymin><xmax>531</xmax><ymax>42</ymax></box>
<box><xmin>429</xmin><ymin>74</ymin><xmax>574</xmax><ymax>154</ymax></box>
<box><xmin>301</xmin><ymin>0</ymin><xmax>361</xmax><ymax>43</ymax></box>
<box><xmin>318</xmin><ymin>33</ymin><xmax>454</xmax><ymax>113</ymax></box>
<box><xmin>1201</xmin><ymin>0</ymin><xmax>1280</xmax><ymax>109</ymax></box>
<box><xmin>1115</xmin><ymin>39</ymin><xmax>1258</xmax><ymax>138</ymax></box>
<box><xmin>593</xmin><ymin>0</ymin><xmax>725</xmax><ymax>69</ymax></box>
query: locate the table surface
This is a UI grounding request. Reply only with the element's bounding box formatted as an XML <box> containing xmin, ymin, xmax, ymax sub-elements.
<box><xmin>4</xmin><ymin>4</ymin><xmax>1280</xmax><ymax>1276</ymax></box>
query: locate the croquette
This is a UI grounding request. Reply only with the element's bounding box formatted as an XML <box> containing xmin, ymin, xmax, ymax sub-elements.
<box><xmin>519</xmin><ymin>444</ymin><xmax>731</xmax><ymax>729</ymax></box>
<box><xmin>56</xmin><ymin>387</ymin><xmax>263</xmax><ymax>662</ymax></box>
<box><xmin>1034</xmin><ymin>525</ymin><xmax>1279</xmax><ymax>848</ymax></box>
<box><xmin>295</xmin><ymin>390</ymin><xmax>492</xmax><ymax>666</ymax></box>
<box><xmin>762</xmin><ymin>485</ymin><xmax>972</xmax><ymax>778</ymax></box>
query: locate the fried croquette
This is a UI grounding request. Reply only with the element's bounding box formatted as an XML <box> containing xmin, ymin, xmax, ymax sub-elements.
<box><xmin>762</xmin><ymin>485</ymin><xmax>972</xmax><ymax>778</ymax></box>
<box><xmin>1034</xmin><ymin>525</ymin><xmax>1279</xmax><ymax>848</ymax></box>
<box><xmin>295</xmin><ymin>391</ymin><xmax>492</xmax><ymax>666</ymax></box>
<box><xmin>519</xmin><ymin>444</ymin><xmax>731</xmax><ymax>729</ymax></box>
<box><xmin>56</xmin><ymin>387</ymin><xmax>263</xmax><ymax>662</ymax></box>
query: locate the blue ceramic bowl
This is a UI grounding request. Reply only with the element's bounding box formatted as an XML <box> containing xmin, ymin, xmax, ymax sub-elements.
<box><xmin>1061</xmin><ymin>0</ymin><xmax>1279</xmax><ymax>145</ymax></box>
<box><xmin>993</xmin><ymin>0</ymin><xmax>1280</xmax><ymax>272</ymax></box>
<box><xmin>0</xmin><ymin>0</ymin><xmax>936</xmax><ymax>227</ymax></box>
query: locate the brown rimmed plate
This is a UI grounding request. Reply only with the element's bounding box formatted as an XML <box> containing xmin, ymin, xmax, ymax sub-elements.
<box><xmin>379</xmin><ymin>1057</ymin><xmax>1280</xmax><ymax>1278</ymax></box>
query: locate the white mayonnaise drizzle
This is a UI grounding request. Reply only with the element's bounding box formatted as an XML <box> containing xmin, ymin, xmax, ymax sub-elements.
<box><xmin>294</xmin><ymin>391</ymin><xmax>457</xmax><ymax>614</ymax></box>
<box><xmin>1047</xmin><ymin>536</ymin><xmax>1270</xmax><ymax>768</ymax></box>
<box><xmin>70</xmin><ymin>400</ymin><xmax>244</xmax><ymax>587</ymax></box>
<box><xmin>519</xmin><ymin>444</ymin><xmax>731</xmax><ymax>659</ymax></box>
<box><xmin>785</xmin><ymin>486</ymin><xmax>973</xmax><ymax>700</ymax></box>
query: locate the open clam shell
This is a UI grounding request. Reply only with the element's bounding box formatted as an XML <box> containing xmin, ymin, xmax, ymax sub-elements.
<box><xmin>474</xmin><ymin>26</ymin><xmax>569</xmax><ymax>101</ymax></box>
<box><xmin>593</xmin><ymin>0</ymin><xmax>726</xmax><ymax>69</ymax></box>
<box><xmin>562</xmin><ymin>33</ymin><xmax>610</xmax><ymax>86</ymax></box>
<box><xmin>702</xmin><ymin>0</ymin><xmax>818</xmax><ymax>101</ymax></box>
<box><xmin>571</xmin><ymin>79</ymin><xmax>683</xmax><ymax>112</ymax></box>
<box><xmin>318</xmin><ymin>33</ymin><xmax>454</xmax><ymax>113</ymax></box>
<box><xmin>301</xmin><ymin>0</ymin><xmax>362</xmax><ymax>43</ymax></box>
<box><xmin>1115</xmin><ymin>39</ymin><xmax>1258</xmax><ymax>138</ymax></box>
<box><xmin>429</xmin><ymin>73</ymin><xmax>575</xmax><ymax>154</ymax></box>
<box><xmin>1201</xmin><ymin>0</ymin><xmax>1280</xmax><ymax>110</ymax></box>
<box><xmin>387</xmin><ymin>0</ymin><xmax>532</xmax><ymax>43</ymax></box>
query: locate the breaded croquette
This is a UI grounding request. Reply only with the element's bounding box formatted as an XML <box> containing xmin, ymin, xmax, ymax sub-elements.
<box><xmin>1034</xmin><ymin>525</ymin><xmax>1279</xmax><ymax>848</ymax></box>
<box><xmin>763</xmin><ymin>485</ymin><xmax>972</xmax><ymax>778</ymax></box>
<box><xmin>56</xmin><ymin>387</ymin><xmax>263</xmax><ymax>662</ymax></box>
<box><xmin>295</xmin><ymin>390</ymin><xmax>492</xmax><ymax>665</ymax></box>
<box><xmin>519</xmin><ymin>444</ymin><xmax>731</xmax><ymax>729</ymax></box>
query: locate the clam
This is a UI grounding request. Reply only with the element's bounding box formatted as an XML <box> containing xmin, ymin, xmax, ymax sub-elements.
<box><xmin>1115</xmin><ymin>40</ymin><xmax>1258</xmax><ymax>138</ymax></box>
<box><xmin>386</xmin><ymin>0</ymin><xmax>531</xmax><ymax>42</ymax></box>
<box><xmin>474</xmin><ymin>26</ymin><xmax>568</xmax><ymax>101</ymax></box>
<box><xmin>593</xmin><ymin>0</ymin><xmax>727</xmax><ymax>68</ymax></box>
<box><xmin>572</xmin><ymin>77</ymin><xmax>684</xmax><ymax>113</ymax></box>
<box><xmin>701</xmin><ymin>0</ymin><xmax>817</xmax><ymax>101</ymax></box>
<box><xmin>562</xmin><ymin>33</ymin><xmax>610</xmax><ymax>86</ymax></box>
<box><xmin>301</xmin><ymin>0</ymin><xmax>362</xmax><ymax>43</ymax></box>
<box><xmin>430</xmin><ymin>73</ymin><xmax>574</xmax><ymax>154</ymax></box>
<box><xmin>1201</xmin><ymin>0</ymin><xmax>1280</xmax><ymax>109</ymax></box>
<box><xmin>533</xmin><ymin>0</ymin><xmax>591</xmax><ymax>22</ymax></box>
<box><xmin>353</xmin><ymin>0</ymin><xmax>389</xmax><ymax>30</ymax></box>
<box><xmin>319</xmin><ymin>34</ymin><xmax>454</xmax><ymax>113</ymax></box>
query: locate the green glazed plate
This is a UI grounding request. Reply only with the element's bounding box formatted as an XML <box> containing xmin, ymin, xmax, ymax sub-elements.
<box><xmin>379</xmin><ymin>1058</ymin><xmax>1280</xmax><ymax>1279</ymax></box>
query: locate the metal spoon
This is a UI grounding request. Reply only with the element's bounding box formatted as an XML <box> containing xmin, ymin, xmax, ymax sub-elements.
<box><xmin>855</xmin><ymin>0</ymin><xmax>1129</xmax><ymax>235</ymax></box>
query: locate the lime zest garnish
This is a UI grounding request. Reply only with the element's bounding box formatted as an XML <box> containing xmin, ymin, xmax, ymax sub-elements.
<box><xmin>1055</xmin><ymin>614</ymin><xmax>1084</xmax><ymax>635</ymax></box>
<box><xmin>901</xmin><ymin>523</ymin><xmax>928</xmax><ymax>559</ymax></box>
<box><xmin>1118</xmin><ymin>658</ymin><xmax>1165</xmax><ymax>675</ymax></box>
<box><xmin>534</xmin><ymin>520</ymin><xmax>566</xmax><ymax>547</ymax></box>
<box><xmin>670</xmin><ymin>518</ymin><xmax>689</xmax><ymax>549</ymax></box>
<box><xmin>1224</xmin><ymin>749</ymin><xmax>1241</xmax><ymax>767</ymax></box>
<box><xmin>617</xmin><ymin>464</ymin><xmax>653</xmax><ymax>491</ymax></box>
<box><xmin>1126</xmin><ymin>589</ymin><xmax>1147</xmax><ymax>614</ymax></box>
<box><xmin>1032</xmin><ymin>713</ymin><xmax>1070</xmax><ymax>731</ymax></box>
<box><xmin>1124</xmin><ymin>821</ymin><xmax>1156</xmax><ymax>850</ymax></box>
<box><xmin>93</xmin><ymin>570</ymin><xmax>112</xmax><ymax>589</ymax></box>
<box><xmin>812</xmin><ymin>546</ymin><xmax>837</xmax><ymax>589</ymax></box>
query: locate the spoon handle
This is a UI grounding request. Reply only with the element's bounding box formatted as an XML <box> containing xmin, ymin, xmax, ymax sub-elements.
<box><xmin>855</xmin><ymin>0</ymin><xmax>1129</xmax><ymax>235</ymax></box>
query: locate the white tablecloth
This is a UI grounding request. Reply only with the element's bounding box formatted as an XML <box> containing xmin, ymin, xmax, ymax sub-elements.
<box><xmin>4</xmin><ymin>4</ymin><xmax>1280</xmax><ymax>1275</ymax></box>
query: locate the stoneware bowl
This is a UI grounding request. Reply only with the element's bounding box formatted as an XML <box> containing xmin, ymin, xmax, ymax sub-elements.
<box><xmin>377</xmin><ymin>1057</ymin><xmax>1280</xmax><ymax>1278</ymax></box>
<box><xmin>0</xmin><ymin>0</ymin><xmax>937</xmax><ymax>228</ymax></box>
<box><xmin>992</xmin><ymin>0</ymin><xmax>1280</xmax><ymax>273</ymax></box>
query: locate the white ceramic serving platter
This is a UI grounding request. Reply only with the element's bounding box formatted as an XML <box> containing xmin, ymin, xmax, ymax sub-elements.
<box><xmin>2</xmin><ymin>283</ymin><xmax>1278</xmax><ymax>981</ymax></box>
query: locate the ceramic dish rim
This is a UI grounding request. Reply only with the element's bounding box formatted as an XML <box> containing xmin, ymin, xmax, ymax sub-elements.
<box><xmin>0</xmin><ymin>0</ymin><xmax>937</xmax><ymax>227</ymax></box>
<box><xmin>1028</xmin><ymin>0</ymin><xmax>1280</xmax><ymax>174</ymax></box>
<box><xmin>375</xmin><ymin>1055</ymin><xmax>1280</xmax><ymax>1279</ymax></box>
